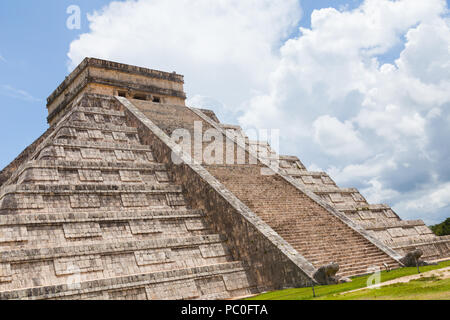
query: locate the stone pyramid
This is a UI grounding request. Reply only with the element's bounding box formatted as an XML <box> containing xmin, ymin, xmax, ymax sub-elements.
<box><xmin>0</xmin><ymin>58</ymin><xmax>447</xmax><ymax>300</ymax></box>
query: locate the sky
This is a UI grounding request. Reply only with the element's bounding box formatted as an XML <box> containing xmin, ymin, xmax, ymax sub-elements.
<box><xmin>0</xmin><ymin>0</ymin><xmax>449</xmax><ymax>225</ymax></box>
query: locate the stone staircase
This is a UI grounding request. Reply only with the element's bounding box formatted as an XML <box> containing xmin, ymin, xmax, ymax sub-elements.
<box><xmin>214</xmin><ymin>119</ymin><xmax>450</xmax><ymax>262</ymax></box>
<box><xmin>281</xmin><ymin>163</ymin><xmax>450</xmax><ymax>261</ymax></box>
<box><xmin>206</xmin><ymin>164</ymin><xmax>399</xmax><ymax>278</ymax></box>
<box><xmin>0</xmin><ymin>96</ymin><xmax>256</xmax><ymax>300</ymax></box>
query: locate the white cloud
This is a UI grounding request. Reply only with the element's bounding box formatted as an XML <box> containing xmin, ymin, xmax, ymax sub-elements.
<box><xmin>238</xmin><ymin>0</ymin><xmax>450</xmax><ymax>222</ymax></box>
<box><xmin>0</xmin><ymin>55</ymin><xmax>5</xmax><ymax>63</ymax></box>
<box><xmin>0</xmin><ymin>85</ymin><xmax>41</xmax><ymax>102</ymax></box>
<box><xmin>394</xmin><ymin>182</ymin><xmax>450</xmax><ymax>225</ymax></box>
<box><xmin>312</xmin><ymin>115</ymin><xmax>366</xmax><ymax>158</ymax></box>
<box><xmin>68</xmin><ymin>0</ymin><xmax>302</xmax><ymax>109</ymax></box>
<box><xmin>67</xmin><ymin>0</ymin><xmax>450</xmax><ymax>224</ymax></box>
<box><xmin>360</xmin><ymin>178</ymin><xmax>401</xmax><ymax>205</ymax></box>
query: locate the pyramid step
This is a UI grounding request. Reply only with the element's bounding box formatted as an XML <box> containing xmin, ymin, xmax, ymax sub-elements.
<box><xmin>283</xmin><ymin>241</ymin><xmax>375</xmax><ymax>254</ymax></box>
<box><xmin>15</xmin><ymin>160</ymin><xmax>171</xmax><ymax>186</ymax></box>
<box><xmin>336</xmin><ymin>204</ymin><xmax>392</xmax><ymax>213</ymax></box>
<box><xmin>51</xmin><ymin>139</ymin><xmax>152</xmax><ymax>153</ymax></box>
<box><xmin>0</xmin><ymin>261</ymin><xmax>253</xmax><ymax>300</ymax></box>
<box><xmin>0</xmin><ymin>209</ymin><xmax>211</xmax><ymax>249</ymax></box>
<box><xmin>0</xmin><ymin>234</ymin><xmax>226</xmax><ymax>263</ymax></box>
<box><xmin>312</xmin><ymin>254</ymin><xmax>396</xmax><ymax>269</ymax></box>
<box><xmin>0</xmin><ymin>184</ymin><xmax>189</xmax><ymax>215</ymax></box>
<box><xmin>302</xmin><ymin>250</ymin><xmax>387</xmax><ymax>265</ymax></box>
<box><xmin>77</xmin><ymin>106</ymin><xmax>125</xmax><ymax>118</ymax></box>
<box><xmin>285</xmin><ymin>236</ymin><xmax>374</xmax><ymax>246</ymax></box>
<box><xmin>279</xmin><ymin>230</ymin><xmax>366</xmax><ymax>240</ymax></box>
<box><xmin>0</xmin><ymin>235</ymin><xmax>239</xmax><ymax>293</ymax></box>
<box><xmin>305</xmin><ymin>248</ymin><xmax>388</xmax><ymax>262</ymax></box>
<box><xmin>34</xmin><ymin>140</ymin><xmax>155</xmax><ymax>163</ymax></box>
<box><xmin>1</xmin><ymin>183</ymin><xmax>182</xmax><ymax>195</ymax></box>
<box><xmin>20</xmin><ymin>160</ymin><xmax>167</xmax><ymax>172</ymax></box>
<box><xmin>0</xmin><ymin>209</ymin><xmax>204</xmax><ymax>226</ymax></box>
<box><xmin>338</xmin><ymin>260</ymin><xmax>401</xmax><ymax>278</ymax></box>
<box><xmin>59</xmin><ymin>122</ymin><xmax>138</xmax><ymax>135</ymax></box>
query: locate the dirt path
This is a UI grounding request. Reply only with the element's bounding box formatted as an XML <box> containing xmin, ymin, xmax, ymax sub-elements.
<box><xmin>340</xmin><ymin>266</ymin><xmax>450</xmax><ymax>295</ymax></box>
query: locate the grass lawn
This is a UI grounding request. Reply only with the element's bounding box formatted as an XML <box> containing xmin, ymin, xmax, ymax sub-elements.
<box><xmin>327</xmin><ymin>277</ymin><xmax>450</xmax><ymax>300</ymax></box>
<box><xmin>245</xmin><ymin>260</ymin><xmax>450</xmax><ymax>300</ymax></box>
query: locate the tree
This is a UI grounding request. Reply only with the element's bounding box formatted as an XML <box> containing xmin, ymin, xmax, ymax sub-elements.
<box><xmin>430</xmin><ymin>218</ymin><xmax>450</xmax><ymax>236</ymax></box>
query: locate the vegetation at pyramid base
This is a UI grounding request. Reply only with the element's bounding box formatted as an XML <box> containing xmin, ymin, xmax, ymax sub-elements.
<box><xmin>245</xmin><ymin>260</ymin><xmax>450</xmax><ymax>300</ymax></box>
<box><xmin>430</xmin><ymin>218</ymin><xmax>450</xmax><ymax>236</ymax></box>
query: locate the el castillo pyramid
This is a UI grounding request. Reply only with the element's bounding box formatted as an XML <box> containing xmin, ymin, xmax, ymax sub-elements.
<box><xmin>0</xmin><ymin>58</ymin><xmax>448</xmax><ymax>300</ymax></box>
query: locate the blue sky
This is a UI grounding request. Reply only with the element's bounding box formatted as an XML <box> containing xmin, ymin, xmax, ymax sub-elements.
<box><xmin>0</xmin><ymin>0</ymin><xmax>111</xmax><ymax>168</ymax></box>
<box><xmin>1</xmin><ymin>0</ymin><xmax>450</xmax><ymax>224</ymax></box>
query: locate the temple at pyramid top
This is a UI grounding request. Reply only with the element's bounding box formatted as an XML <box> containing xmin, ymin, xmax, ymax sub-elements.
<box><xmin>46</xmin><ymin>58</ymin><xmax>187</xmax><ymax>125</ymax></box>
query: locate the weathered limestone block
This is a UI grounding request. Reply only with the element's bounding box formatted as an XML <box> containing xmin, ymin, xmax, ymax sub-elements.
<box><xmin>399</xmin><ymin>227</ymin><xmax>418</xmax><ymax>237</ymax></box>
<box><xmin>56</xmin><ymin>127</ymin><xmax>78</xmax><ymax>139</ymax></box>
<box><xmin>71</xmin><ymin>111</ymin><xmax>87</xmax><ymax>122</ymax></box>
<box><xmin>108</xmin><ymin>288</ymin><xmax>147</xmax><ymax>300</ymax></box>
<box><xmin>196</xmin><ymin>276</ymin><xmax>227</xmax><ymax>297</ymax></box>
<box><xmin>222</xmin><ymin>271</ymin><xmax>250</xmax><ymax>291</ymax></box>
<box><xmin>415</xmin><ymin>225</ymin><xmax>433</xmax><ymax>235</ymax></box>
<box><xmin>166</xmin><ymin>193</ymin><xmax>185</xmax><ymax>206</ymax></box>
<box><xmin>87</xmin><ymin>130</ymin><xmax>104</xmax><ymax>140</ymax></box>
<box><xmin>388</xmin><ymin>228</ymin><xmax>405</xmax><ymax>238</ymax></box>
<box><xmin>78</xmin><ymin>169</ymin><xmax>103</xmax><ymax>182</ymax></box>
<box><xmin>112</xmin><ymin>132</ymin><xmax>128</xmax><ymax>142</ymax></box>
<box><xmin>148</xmin><ymin>194</ymin><xmax>167</xmax><ymax>207</ymax></box>
<box><xmin>0</xmin><ymin>263</ymin><xmax>12</xmax><ymax>283</ymax></box>
<box><xmin>155</xmin><ymin>171</ymin><xmax>170</xmax><ymax>183</ymax></box>
<box><xmin>129</xmin><ymin>220</ymin><xmax>162</xmax><ymax>235</ymax></box>
<box><xmin>38</xmin><ymin>146</ymin><xmax>66</xmax><ymax>159</ymax></box>
<box><xmin>301</xmin><ymin>176</ymin><xmax>315</xmax><ymax>184</ymax></box>
<box><xmin>358</xmin><ymin>211</ymin><xmax>375</xmax><ymax>220</ymax></box>
<box><xmin>121</xmin><ymin>194</ymin><xmax>148</xmax><ymax>207</ymax></box>
<box><xmin>321</xmin><ymin>175</ymin><xmax>335</xmax><ymax>185</ymax></box>
<box><xmin>420</xmin><ymin>244</ymin><xmax>440</xmax><ymax>257</ymax></box>
<box><xmin>94</xmin><ymin>114</ymin><xmax>105</xmax><ymax>123</ymax></box>
<box><xmin>384</xmin><ymin>209</ymin><xmax>398</xmax><ymax>218</ymax></box>
<box><xmin>328</xmin><ymin>193</ymin><xmax>344</xmax><ymax>203</ymax></box>
<box><xmin>199</xmin><ymin>243</ymin><xmax>228</xmax><ymax>258</ymax></box>
<box><xmin>185</xmin><ymin>219</ymin><xmax>207</xmax><ymax>231</ymax></box>
<box><xmin>63</xmin><ymin>222</ymin><xmax>102</xmax><ymax>239</ymax></box>
<box><xmin>70</xmin><ymin>194</ymin><xmax>101</xmax><ymax>208</ymax></box>
<box><xmin>64</xmin><ymin>148</ymin><xmax>81</xmax><ymax>160</ymax></box>
<box><xmin>0</xmin><ymin>226</ymin><xmax>28</xmax><ymax>243</ymax></box>
<box><xmin>145</xmin><ymin>280</ymin><xmax>199</xmax><ymax>300</ymax></box>
<box><xmin>146</xmin><ymin>152</ymin><xmax>155</xmax><ymax>162</ymax></box>
<box><xmin>119</xmin><ymin>170</ymin><xmax>142</xmax><ymax>182</ymax></box>
<box><xmin>0</xmin><ymin>194</ymin><xmax>44</xmax><ymax>210</ymax></box>
<box><xmin>134</xmin><ymin>249</ymin><xmax>172</xmax><ymax>266</ymax></box>
<box><xmin>114</xmin><ymin>150</ymin><xmax>135</xmax><ymax>161</ymax></box>
<box><xmin>54</xmin><ymin>255</ymin><xmax>103</xmax><ymax>276</ymax></box>
<box><xmin>80</xmin><ymin>148</ymin><xmax>102</xmax><ymax>160</ymax></box>
<box><xmin>352</xmin><ymin>193</ymin><xmax>366</xmax><ymax>202</ymax></box>
<box><xmin>373</xmin><ymin>230</ymin><xmax>394</xmax><ymax>243</ymax></box>
<box><xmin>69</xmin><ymin>291</ymin><xmax>109</xmax><ymax>300</ymax></box>
<box><xmin>19</xmin><ymin>168</ymin><xmax>59</xmax><ymax>183</ymax></box>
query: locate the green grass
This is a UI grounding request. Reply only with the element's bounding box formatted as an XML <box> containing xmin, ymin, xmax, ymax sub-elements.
<box><xmin>245</xmin><ymin>260</ymin><xmax>450</xmax><ymax>300</ymax></box>
<box><xmin>327</xmin><ymin>277</ymin><xmax>450</xmax><ymax>300</ymax></box>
